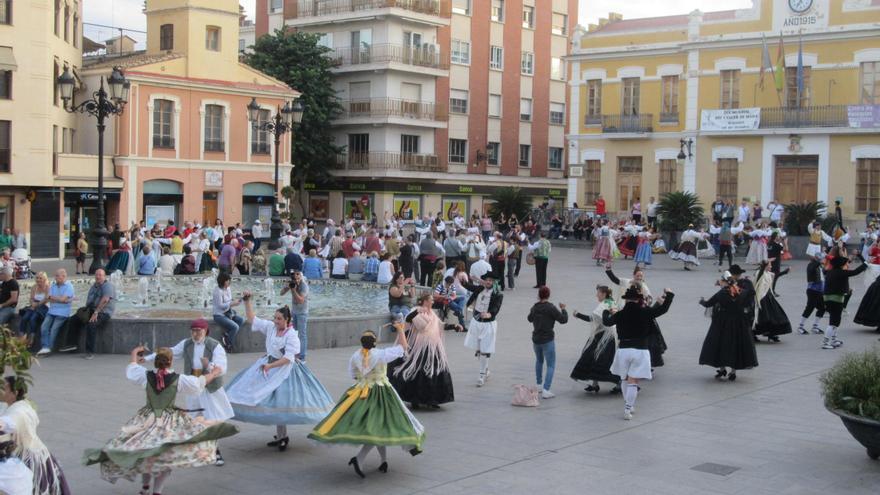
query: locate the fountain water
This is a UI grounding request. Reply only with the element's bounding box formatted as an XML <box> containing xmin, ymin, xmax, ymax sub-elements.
<box><xmin>110</xmin><ymin>271</ymin><xmax>124</xmax><ymax>301</ymax></box>
<box><xmin>263</xmin><ymin>278</ymin><xmax>275</xmax><ymax>306</ymax></box>
<box><xmin>136</xmin><ymin>277</ymin><xmax>150</xmax><ymax>307</ymax></box>
<box><xmin>201</xmin><ymin>277</ymin><xmax>215</xmax><ymax>309</ymax></box>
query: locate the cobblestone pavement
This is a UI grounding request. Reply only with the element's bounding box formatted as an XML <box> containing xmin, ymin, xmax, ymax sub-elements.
<box><xmin>27</xmin><ymin>248</ymin><xmax>880</xmax><ymax>494</ymax></box>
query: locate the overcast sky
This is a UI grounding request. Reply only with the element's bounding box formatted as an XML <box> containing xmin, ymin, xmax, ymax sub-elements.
<box><xmin>84</xmin><ymin>0</ymin><xmax>756</xmax><ymax>45</ymax></box>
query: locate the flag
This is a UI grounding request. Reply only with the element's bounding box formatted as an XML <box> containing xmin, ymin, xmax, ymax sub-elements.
<box><xmin>774</xmin><ymin>33</ymin><xmax>785</xmax><ymax>94</ymax></box>
<box><xmin>796</xmin><ymin>35</ymin><xmax>804</xmax><ymax>104</ymax></box>
<box><xmin>759</xmin><ymin>34</ymin><xmax>773</xmax><ymax>90</ymax></box>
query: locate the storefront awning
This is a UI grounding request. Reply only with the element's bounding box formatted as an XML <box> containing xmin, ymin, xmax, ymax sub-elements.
<box><xmin>0</xmin><ymin>47</ymin><xmax>17</xmax><ymax>72</ymax></box>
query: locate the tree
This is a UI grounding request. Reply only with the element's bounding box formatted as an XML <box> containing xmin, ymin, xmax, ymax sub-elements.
<box><xmin>488</xmin><ymin>187</ymin><xmax>531</xmax><ymax>222</ymax></box>
<box><xmin>656</xmin><ymin>191</ymin><xmax>705</xmax><ymax>233</ymax></box>
<box><xmin>245</xmin><ymin>30</ymin><xmax>344</xmax><ymax>216</ymax></box>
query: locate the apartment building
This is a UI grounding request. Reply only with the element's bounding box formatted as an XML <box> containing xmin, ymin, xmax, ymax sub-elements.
<box><xmin>257</xmin><ymin>0</ymin><xmax>575</xmax><ymax>222</ymax></box>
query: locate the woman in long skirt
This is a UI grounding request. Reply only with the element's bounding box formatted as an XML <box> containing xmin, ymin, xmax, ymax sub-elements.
<box><xmin>570</xmin><ymin>285</ymin><xmax>620</xmax><ymax>393</ymax></box>
<box><xmin>745</xmin><ymin>227</ymin><xmax>769</xmax><ymax>265</ymax></box>
<box><xmin>854</xmin><ymin>263</ymin><xmax>880</xmax><ymax>333</ymax></box>
<box><xmin>309</xmin><ymin>330</ymin><xmax>424</xmax><ymax>478</ymax></box>
<box><xmin>633</xmin><ymin>228</ymin><xmax>655</xmax><ymax>267</ymax></box>
<box><xmin>83</xmin><ymin>347</ymin><xmax>237</xmax><ymax>495</ymax></box>
<box><xmin>388</xmin><ymin>294</ymin><xmax>454</xmax><ymax>409</ymax></box>
<box><xmin>592</xmin><ymin>221</ymin><xmax>615</xmax><ymax>265</ymax></box>
<box><xmin>225</xmin><ymin>294</ymin><xmax>334</xmax><ymax>451</ymax></box>
<box><xmin>752</xmin><ymin>262</ymin><xmax>793</xmax><ymax>342</ymax></box>
<box><xmin>106</xmin><ymin>235</ymin><xmax>133</xmax><ymax>275</ymax></box>
<box><xmin>0</xmin><ymin>377</ymin><xmax>70</xmax><ymax>495</ymax></box>
<box><xmin>669</xmin><ymin>226</ymin><xmax>702</xmax><ymax>270</ymax></box>
<box><xmin>698</xmin><ymin>275</ymin><xmax>758</xmax><ymax>381</ymax></box>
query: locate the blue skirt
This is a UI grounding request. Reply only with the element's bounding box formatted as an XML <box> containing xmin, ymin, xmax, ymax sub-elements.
<box><xmin>634</xmin><ymin>243</ymin><xmax>653</xmax><ymax>265</ymax></box>
<box><xmin>106</xmin><ymin>251</ymin><xmax>130</xmax><ymax>274</ymax></box>
<box><xmin>225</xmin><ymin>359</ymin><xmax>334</xmax><ymax>426</ymax></box>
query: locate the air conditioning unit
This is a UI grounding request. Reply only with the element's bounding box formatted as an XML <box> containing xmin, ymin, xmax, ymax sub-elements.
<box><xmin>568</xmin><ymin>166</ymin><xmax>584</xmax><ymax>177</ymax></box>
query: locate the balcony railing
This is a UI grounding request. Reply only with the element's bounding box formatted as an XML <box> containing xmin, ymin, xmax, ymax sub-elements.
<box><xmin>584</xmin><ymin>114</ymin><xmax>602</xmax><ymax>126</ymax></box>
<box><xmin>335</xmin><ymin>152</ymin><xmax>443</xmax><ymax>172</ymax></box>
<box><xmin>291</xmin><ymin>0</ymin><xmax>451</xmax><ymax>18</ymax></box>
<box><xmin>602</xmin><ymin>114</ymin><xmax>653</xmax><ymax>133</ymax></box>
<box><xmin>759</xmin><ymin>105</ymin><xmax>849</xmax><ymax>128</ymax></box>
<box><xmin>659</xmin><ymin>112</ymin><xmax>679</xmax><ymax>124</ymax></box>
<box><xmin>330</xmin><ymin>43</ymin><xmax>449</xmax><ymax>70</ymax></box>
<box><xmin>338</xmin><ymin>98</ymin><xmax>448</xmax><ymax>121</ymax></box>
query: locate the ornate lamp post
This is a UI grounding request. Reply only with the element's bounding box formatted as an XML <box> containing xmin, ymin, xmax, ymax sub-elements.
<box><xmin>57</xmin><ymin>66</ymin><xmax>129</xmax><ymax>274</ymax></box>
<box><xmin>247</xmin><ymin>97</ymin><xmax>304</xmax><ymax>243</ymax></box>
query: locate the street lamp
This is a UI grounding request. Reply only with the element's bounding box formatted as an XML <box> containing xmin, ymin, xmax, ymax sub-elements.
<box><xmin>247</xmin><ymin>97</ymin><xmax>304</xmax><ymax>244</ymax></box>
<box><xmin>677</xmin><ymin>137</ymin><xmax>694</xmax><ymax>167</ymax></box>
<box><xmin>57</xmin><ymin>66</ymin><xmax>128</xmax><ymax>274</ymax></box>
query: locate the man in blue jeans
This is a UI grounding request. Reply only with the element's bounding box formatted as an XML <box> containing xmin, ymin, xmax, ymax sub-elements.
<box><xmin>281</xmin><ymin>270</ymin><xmax>309</xmax><ymax>361</ymax></box>
<box><xmin>62</xmin><ymin>268</ymin><xmax>115</xmax><ymax>359</ymax></box>
<box><xmin>37</xmin><ymin>268</ymin><xmax>75</xmax><ymax>356</ymax></box>
<box><xmin>526</xmin><ymin>286</ymin><xmax>568</xmax><ymax>399</ymax></box>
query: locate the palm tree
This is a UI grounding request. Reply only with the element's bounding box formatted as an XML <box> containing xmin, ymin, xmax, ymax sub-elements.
<box><xmin>488</xmin><ymin>187</ymin><xmax>531</xmax><ymax>222</ymax></box>
<box><xmin>657</xmin><ymin>191</ymin><xmax>705</xmax><ymax>233</ymax></box>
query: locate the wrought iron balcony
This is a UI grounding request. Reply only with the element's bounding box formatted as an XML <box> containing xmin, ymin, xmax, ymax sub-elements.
<box><xmin>335</xmin><ymin>151</ymin><xmax>444</xmax><ymax>172</ymax></box>
<box><xmin>329</xmin><ymin>43</ymin><xmax>449</xmax><ymax>70</ymax></box>
<box><xmin>601</xmin><ymin>114</ymin><xmax>654</xmax><ymax>133</ymax></box>
<box><xmin>290</xmin><ymin>0</ymin><xmax>451</xmax><ymax>18</ymax></box>
<box><xmin>759</xmin><ymin>105</ymin><xmax>849</xmax><ymax>128</ymax></box>
<box><xmin>338</xmin><ymin>98</ymin><xmax>448</xmax><ymax>121</ymax></box>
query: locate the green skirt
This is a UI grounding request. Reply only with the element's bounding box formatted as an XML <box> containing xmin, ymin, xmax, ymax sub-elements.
<box><xmin>308</xmin><ymin>383</ymin><xmax>425</xmax><ymax>450</ymax></box>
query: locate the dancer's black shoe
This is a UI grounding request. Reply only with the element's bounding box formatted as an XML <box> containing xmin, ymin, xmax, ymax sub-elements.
<box><xmin>378</xmin><ymin>462</ymin><xmax>388</xmax><ymax>473</ymax></box>
<box><xmin>349</xmin><ymin>457</ymin><xmax>365</xmax><ymax>478</ymax></box>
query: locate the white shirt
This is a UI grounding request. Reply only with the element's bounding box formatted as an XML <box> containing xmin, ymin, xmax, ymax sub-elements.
<box><xmin>377</xmin><ymin>260</ymin><xmax>394</xmax><ymax>284</ymax></box>
<box><xmin>251</xmin><ymin>317</ymin><xmax>300</xmax><ymax>359</ymax></box>
<box><xmin>331</xmin><ymin>257</ymin><xmax>348</xmax><ymax>275</ymax></box>
<box><xmin>469</xmin><ymin>259</ymin><xmax>492</xmax><ymax>280</ymax></box>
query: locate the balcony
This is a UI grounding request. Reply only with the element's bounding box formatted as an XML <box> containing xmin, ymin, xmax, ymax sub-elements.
<box><xmin>335</xmin><ymin>151</ymin><xmax>444</xmax><ymax>172</ymax></box>
<box><xmin>759</xmin><ymin>105</ymin><xmax>849</xmax><ymax>129</ymax></box>
<box><xmin>289</xmin><ymin>0</ymin><xmax>451</xmax><ymax>20</ymax></box>
<box><xmin>54</xmin><ymin>153</ymin><xmax>123</xmax><ymax>188</ymax></box>
<box><xmin>601</xmin><ymin>114</ymin><xmax>653</xmax><ymax>134</ymax></box>
<box><xmin>336</xmin><ymin>98</ymin><xmax>447</xmax><ymax>126</ymax></box>
<box><xmin>329</xmin><ymin>43</ymin><xmax>449</xmax><ymax>73</ymax></box>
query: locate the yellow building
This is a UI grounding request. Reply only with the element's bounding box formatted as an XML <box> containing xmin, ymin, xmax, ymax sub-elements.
<box><xmin>567</xmin><ymin>0</ymin><xmax>880</xmax><ymax>222</ymax></box>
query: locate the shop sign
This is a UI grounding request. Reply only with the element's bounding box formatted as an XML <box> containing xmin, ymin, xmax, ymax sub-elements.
<box><xmin>700</xmin><ymin>108</ymin><xmax>761</xmax><ymax>131</ymax></box>
<box><xmin>847</xmin><ymin>105</ymin><xmax>880</xmax><ymax>129</ymax></box>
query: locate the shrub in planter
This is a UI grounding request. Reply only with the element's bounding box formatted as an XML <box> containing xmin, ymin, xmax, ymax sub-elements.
<box><xmin>0</xmin><ymin>324</ymin><xmax>34</xmax><ymax>396</ymax></box>
<box><xmin>784</xmin><ymin>201</ymin><xmax>827</xmax><ymax>236</ymax></box>
<box><xmin>821</xmin><ymin>346</ymin><xmax>880</xmax><ymax>459</ymax></box>
<box><xmin>657</xmin><ymin>191</ymin><xmax>704</xmax><ymax>233</ymax></box>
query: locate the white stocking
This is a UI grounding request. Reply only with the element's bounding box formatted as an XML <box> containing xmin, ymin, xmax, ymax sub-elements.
<box><xmin>276</xmin><ymin>425</ymin><xmax>288</xmax><ymax>439</ymax></box>
<box><xmin>152</xmin><ymin>471</ymin><xmax>171</xmax><ymax>494</ymax></box>
<box><xmin>356</xmin><ymin>444</ymin><xmax>373</xmax><ymax>463</ymax></box>
<box><xmin>479</xmin><ymin>355</ymin><xmax>489</xmax><ymax>375</ymax></box>
<box><xmin>623</xmin><ymin>383</ymin><xmax>639</xmax><ymax>410</ymax></box>
<box><xmin>377</xmin><ymin>446</ymin><xmax>387</xmax><ymax>462</ymax></box>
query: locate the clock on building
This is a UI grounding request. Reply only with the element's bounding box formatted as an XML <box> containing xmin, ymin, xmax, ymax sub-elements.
<box><xmin>788</xmin><ymin>0</ymin><xmax>813</xmax><ymax>13</ymax></box>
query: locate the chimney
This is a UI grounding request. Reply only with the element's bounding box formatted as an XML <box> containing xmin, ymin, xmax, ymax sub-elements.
<box><xmin>588</xmin><ymin>23</ymin><xmax>599</xmax><ymax>32</ymax></box>
<box><xmin>608</xmin><ymin>12</ymin><xmax>623</xmax><ymax>22</ymax></box>
<box><xmin>598</xmin><ymin>17</ymin><xmax>609</xmax><ymax>27</ymax></box>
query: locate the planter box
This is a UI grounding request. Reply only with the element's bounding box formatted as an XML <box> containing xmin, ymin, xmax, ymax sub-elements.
<box><xmin>829</xmin><ymin>408</ymin><xmax>880</xmax><ymax>460</ymax></box>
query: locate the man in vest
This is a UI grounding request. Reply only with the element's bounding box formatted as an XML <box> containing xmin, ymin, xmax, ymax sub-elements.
<box><xmin>529</xmin><ymin>232</ymin><xmax>552</xmax><ymax>288</ymax></box>
<box><xmin>142</xmin><ymin>318</ymin><xmax>233</xmax><ymax>466</ymax></box>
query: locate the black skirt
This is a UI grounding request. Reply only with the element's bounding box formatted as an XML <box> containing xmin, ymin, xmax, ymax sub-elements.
<box><xmin>648</xmin><ymin>318</ymin><xmax>667</xmax><ymax>367</ymax></box>
<box><xmin>570</xmin><ymin>330</ymin><xmax>620</xmax><ymax>383</ymax></box>
<box><xmin>854</xmin><ymin>278</ymin><xmax>880</xmax><ymax>328</ymax></box>
<box><xmin>699</xmin><ymin>310</ymin><xmax>759</xmax><ymax>370</ymax></box>
<box><xmin>753</xmin><ymin>294</ymin><xmax>792</xmax><ymax>337</ymax></box>
<box><xmin>387</xmin><ymin>353</ymin><xmax>454</xmax><ymax>407</ymax></box>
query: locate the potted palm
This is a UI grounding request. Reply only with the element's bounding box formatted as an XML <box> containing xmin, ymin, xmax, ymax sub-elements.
<box><xmin>656</xmin><ymin>192</ymin><xmax>704</xmax><ymax>248</ymax></box>
<box><xmin>820</xmin><ymin>346</ymin><xmax>880</xmax><ymax>460</ymax></box>
<box><xmin>0</xmin><ymin>324</ymin><xmax>34</xmax><ymax>397</ymax></box>
<box><xmin>783</xmin><ymin>201</ymin><xmax>827</xmax><ymax>258</ymax></box>
<box><xmin>488</xmin><ymin>187</ymin><xmax>531</xmax><ymax>224</ymax></box>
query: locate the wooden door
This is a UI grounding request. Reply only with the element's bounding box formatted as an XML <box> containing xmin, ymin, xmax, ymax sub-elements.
<box><xmin>617</xmin><ymin>157</ymin><xmax>643</xmax><ymax>212</ymax></box>
<box><xmin>203</xmin><ymin>199</ymin><xmax>218</xmax><ymax>226</ymax></box>
<box><xmin>775</xmin><ymin>156</ymin><xmax>818</xmax><ymax>205</ymax></box>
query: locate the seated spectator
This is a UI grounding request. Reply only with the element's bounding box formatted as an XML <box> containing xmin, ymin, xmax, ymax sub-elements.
<box><xmin>376</xmin><ymin>253</ymin><xmax>394</xmax><ymax>284</ymax></box>
<box><xmin>434</xmin><ymin>275</ymin><xmax>465</xmax><ymax>328</ymax></box>
<box><xmin>348</xmin><ymin>250</ymin><xmax>365</xmax><ymax>281</ymax></box>
<box><xmin>237</xmin><ymin>241</ymin><xmax>253</xmax><ymax>275</ymax></box>
<box><xmin>157</xmin><ymin>246</ymin><xmax>176</xmax><ymax>276</ymax></box>
<box><xmin>137</xmin><ymin>244</ymin><xmax>156</xmax><ymax>275</ymax></box>
<box><xmin>251</xmin><ymin>248</ymin><xmax>267</xmax><ymax>276</ymax></box>
<box><xmin>268</xmin><ymin>248</ymin><xmax>286</xmax><ymax>276</ymax></box>
<box><xmin>61</xmin><ymin>269</ymin><xmax>115</xmax><ymax>359</ymax></box>
<box><xmin>362</xmin><ymin>251</ymin><xmax>380</xmax><ymax>282</ymax></box>
<box><xmin>19</xmin><ymin>271</ymin><xmax>49</xmax><ymax>345</ymax></box>
<box><xmin>37</xmin><ymin>269</ymin><xmax>74</xmax><ymax>356</ymax></box>
<box><xmin>0</xmin><ymin>267</ymin><xmax>19</xmax><ymax>326</ymax></box>
<box><xmin>175</xmin><ymin>245</ymin><xmax>197</xmax><ymax>275</ymax></box>
<box><xmin>283</xmin><ymin>248</ymin><xmax>303</xmax><ymax>275</ymax></box>
<box><xmin>330</xmin><ymin>251</ymin><xmax>348</xmax><ymax>279</ymax></box>
<box><xmin>302</xmin><ymin>249</ymin><xmax>323</xmax><ymax>280</ymax></box>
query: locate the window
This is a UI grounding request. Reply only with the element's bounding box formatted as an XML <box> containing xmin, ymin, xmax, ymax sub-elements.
<box><xmin>0</xmin><ymin>0</ymin><xmax>11</xmax><ymax>25</ymax></box>
<box><xmin>720</xmin><ymin>70</ymin><xmax>740</xmax><ymax>109</ymax></box>
<box><xmin>550</xmin><ymin>102</ymin><xmax>565</xmax><ymax>125</ymax></box>
<box><xmin>659</xmin><ymin>159</ymin><xmax>677</xmax><ymax>195</ymax></box>
<box><xmin>73</xmin><ymin>15</ymin><xmax>78</xmax><ymax>47</ymax></box>
<box><xmin>716</xmin><ymin>158</ymin><xmax>738</xmax><ymax>203</ymax></box>
<box><xmin>54</xmin><ymin>0</ymin><xmax>60</xmax><ymax>35</ymax></box>
<box><xmin>160</xmin><ymin>24</ymin><xmax>174</xmax><ymax>51</ymax></box>
<box><xmin>548</xmin><ymin>147</ymin><xmax>563</xmax><ymax>170</ymax></box>
<box><xmin>491</xmin><ymin>0</ymin><xmax>504</xmax><ymax>22</ymax></box>
<box><xmin>551</xmin><ymin>57</ymin><xmax>565</xmax><ymax>80</ymax></box>
<box><xmin>206</xmin><ymin>26</ymin><xmax>221</xmax><ymax>51</ymax></box>
<box><xmin>152</xmin><ymin>99</ymin><xmax>175</xmax><ymax>149</ymax></box>
<box><xmin>490</xmin><ymin>46</ymin><xmax>503</xmax><ymax>70</ymax></box>
<box><xmin>522</xmin><ymin>6</ymin><xmax>534</xmax><ymax>28</ymax></box>
<box><xmin>239</xmin><ymin>39</ymin><xmax>246</xmax><ymax>52</ymax></box>
<box><xmin>63</xmin><ymin>5</ymin><xmax>69</xmax><ymax>42</ymax></box>
<box><xmin>0</xmin><ymin>120</ymin><xmax>8</xmax><ymax>172</ymax></box>
<box><xmin>785</xmin><ymin>66</ymin><xmax>811</xmax><ymax>107</ymax></box>
<box><xmin>520</xmin><ymin>98</ymin><xmax>532</xmax><ymax>121</ymax></box>
<box><xmin>521</xmin><ymin>52</ymin><xmax>534</xmax><ymax>75</ymax></box>
<box><xmin>488</xmin><ymin>94</ymin><xmax>502</xmax><ymax>118</ymax></box>
<box><xmin>487</xmin><ymin>142</ymin><xmax>500</xmax><ymax>165</ymax></box>
<box><xmin>860</xmin><ymin>62</ymin><xmax>879</xmax><ymax>105</ymax></box>
<box><xmin>586</xmin><ymin>79</ymin><xmax>602</xmax><ymax>123</ymax></box>
<box><xmin>661</xmin><ymin>75</ymin><xmax>679</xmax><ymax>121</ymax></box>
<box><xmin>584</xmin><ymin>160</ymin><xmax>601</xmax><ymax>204</ymax></box>
<box><xmin>204</xmin><ymin>104</ymin><xmax>225</xmax><ymax>152</ymax></box>
<box><xmin>451</xmin><ymin>40</ymin><xmax>470</xmax><ymax>65</ymax></box>
<box><xmin>401</xmin><ymin>135</ymin><xmax>420</xmax><ymax>154</ymax></box>
<box><xmin>352</xmin><ymin>29</ymin><xmax>372</xmax><ymax>62</ymax></box>
<box><xmin>519</xmin><ymin>144</ymin><xmax>531</xmax><ymax>167</ymax></box>
<box><xmin>552</xmin><ymin>13</ymin><xmax>567</xmax><ymax>35</ymax></box>
<box><xmin>317</xmin><ymin>33</ymin><xmax>332</xmax><ymax>49</ymax></box>
<box><xmin>251</xmin><ymin>109</ymin><xmax>271</xmax><ymax>155</ymax></box>
<box><xmin>53</xmin><ymin>61</ymin><xmax>59</xmax><ymax>106</ymax></box>
<box><xmin>857</xmin><ymin>159</ymin><xmax>880</xmax><ymax>213</ymax></box>
<box><xmin>348</xmin><ymin>133</ymin><xmax>369</xmax><ymax>157</ymax></box>
<box><xmin>270</xmin><ymin>0</ymin><xmax>283</xmax><ymax>12</ymax></box>
<box><xmin>449</xmin><ymin>139</ymin><xmax>467</xmax><ymax>164</ymax></box>
<box><xmin>450</xmin><ymin>89</ymin><xmax>468</xmax><ymax>114</ymax></box>
<box><xmin>621</xmin><ymin>77</ymin><xmax>640</xmax><ymax>116</ymax></box>
<box><xmin>452</xmin><ymin>0</ymin><xmax>470</xmax><ymax>15</ymax></box>
<box><xmin>0</xmin><ymin>70</ymin><xmax>10</xmax><ymax>99</ymax></box>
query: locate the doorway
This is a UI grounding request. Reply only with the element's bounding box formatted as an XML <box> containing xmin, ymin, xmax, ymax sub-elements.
<box><xmin>775</xmin><ymin>155</ymin><xmax>818</xmax><ymax>205</ymax></box>
<box><xmin>203</xmin><ymin>192</ymin><xmax>218</xmax><ymax>226</ymax></box>
<box><xmin>617</xmin><ymin>157</ymin><xmax>643</xmax><ymax>212</ymax></box>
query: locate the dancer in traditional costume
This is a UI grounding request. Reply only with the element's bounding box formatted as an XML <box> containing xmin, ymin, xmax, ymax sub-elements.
<box><xmin>806</xmin><ymin>221</ymin><xmax>832</xmax><ymax>258</ymax></box>
<box><xmin>797</xmin><ymin>252</ymin><xmax>827</xmax><ymax>335</ymax></box>
<box><xmin>699</xmin><ymin>273</ymin><xmax>758</xmax><ymax>381</ymax></box>
<box><xmin>728</xmin><ymin>265</ymin><xmax>755</xmax><ymax>329</ymax></box>
<box><xmin>745</xmin><ymin>226</ymin><xmax>769</xmax><ymax>265</ymax></box>
<box><xmin>0</xmin><ymin>377</ymin><xmax>70</xmax><ymax>495</ymax></box>
<box><xmin>710</xmin><ymin>222</ymin><xmax>744</xmax><ymax>269</ymax></box>
<box><xmin>570</xmin><ymin>285</ymin><xmax>620</xmax><ymax>394</ymax></box>
<box><xmin>854</xmin><ymin>261</ymin><xmax>880</xmax><ymax>334</ymax></box>
<box><xmin>463</xmin><ymin>272</ymin><xmax>503</xmax><ymax>387</ymax></box>
<box><xmin>602</xmin><ymin>286</ymin><xmax>675</xmax><ymax>420</ymax></box>
<box><xmin>604</xmin><ymin>264</ymin><xmax>667</xmax><ymax>368</ymax></box>
<box><xmin>106</xmin><ymin>235</ymin><xmax>133</xmax><ymax>275</ymax></box>
<box><xmin>767</xmin><ymin>232</ymin><xmax>790</xmax><ymax>295</ymax></box>
<box><xmin>591</xmin><ymin>220</ymin><xmax>615</xmax><ymax>265</ymax></box>
<box><xmin>752</xmin><ymin>262</ymin><xmax>792</xmax><ymax>343</ymax></box>
<box><xmin>309</xmin><ymin>330</ymin><xmax>424</xmax><ymax>478</ymax></box>
<box><xmin>616</xmin><ymin>224</ymin><xmax>639</xmax><ymax>259</ymax></box>
<box><xmin>83</xmin><ymin>347</ymin><xmax>237</xmax><ymax>495</ymax></box>
<box><xmin>822</xmin><ymin>254</ymin><xmax>867</xmax><ymax>349</ymax></box>
<box><xmin>633</xmin><ymin>228</ymin><xmax>656</xmax><ymax>268</ymax></box>
<box><xmin>669</xmin><ymin>225</ymin><xmax>703</xmax><ymax>270</ymax></box>
<box><xmin>225</xmin><ymin>294</ymin><xmax>334</xmax><ymax>451</ymax></box>
<box><xmin>142</xmin><ymin>318</ymin><xmax>233</xmax><ymax>466</ymax></box>
<box><xmin>0</xmin><ymin>429</ymin><xmax>32</xmax><ymax>495</ymax></box>
<box><xmin>387</xmin><ymin>294</ymin><xmax>454</xmax><ymax>409</ymax></box>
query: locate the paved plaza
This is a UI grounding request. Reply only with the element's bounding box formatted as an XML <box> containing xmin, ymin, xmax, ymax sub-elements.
<box><xmin>28</xmin><ymin>248</ymin><xmax>880</xmax><ymax>494</ymax></box>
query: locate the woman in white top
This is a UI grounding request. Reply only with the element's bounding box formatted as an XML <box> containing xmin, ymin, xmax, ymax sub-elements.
<box><xmin>331</xmin><ymin>256</ymin><xmax>349</xmax><ymax>279</ymax></box>
<box><xmin>377</xmin><ymin>257</ymin><xmax>395</xmax><ymax>284</ymax></box>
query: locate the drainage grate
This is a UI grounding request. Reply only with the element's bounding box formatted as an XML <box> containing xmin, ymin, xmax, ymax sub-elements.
<box><xmin>690</xmin><ymin>463</ymin><xmax>740</xmax><ymax>476</ymax></box>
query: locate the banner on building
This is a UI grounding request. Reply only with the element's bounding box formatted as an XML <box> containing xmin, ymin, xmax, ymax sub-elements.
<box><xmin>700</xmin><ymin>108</ymin><xmax>761</xmax><ymax>131</ymax></box>
<box><xmin>343</xmin><ymin>194</ymin><xmax>372</xmax><ymax>222</ymax></box>
<box><xmin>258</xmin><ymin>206</ymin><xmax>273</xmax><ymax>226</ymax></box>
<box><xmin>441</xmin><ymin>197</ymin><xmax>468</xmax><ymax>221</ymax></box>
<box><xmin>393</xmin><ymin>196</ymin><xmax>421</xmax><ymax>223</ymax></box>
<box><xmin>847</xmin><ymin>105</ymin><xmax>880</xmax><ymax>129</ymax></box>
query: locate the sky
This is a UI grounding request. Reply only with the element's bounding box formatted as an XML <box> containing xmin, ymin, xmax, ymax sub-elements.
<box><xmin>84</xmin><ymin>0</ymin><xmax>756</xmax><ymax>46</ymax></box>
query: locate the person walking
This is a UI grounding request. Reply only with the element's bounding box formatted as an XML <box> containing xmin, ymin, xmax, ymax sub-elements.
<box><xmin>526</xmin><ymin>286</ymin><xmax>568</xmax><ymax>399</ymax></box>
<box><xmin>212</xmin><ymin>273</ymin><xmax>244</xmax><ymax>352</ymax></box>
<box><xmin>570</xmin><ymin>285</ymin><xmax>620</xmax><ymax>394</ymax></box>
<box><xmin>464</xmin><ymin>272</ymin><xmax>504</xmax><ymax>387</ymax></box>
<box><xmin>822</xmin><ymin>254</ymin><xmax>867</xmax><ymax>349</ymax></box>
<box><xmin>529</xmin><ymin>232</ymin><xmax>552</xmax><ymax>288</ymax></box>
<box><xmin>798</xmin><ymin>252</ymin><xmax>827</xmax><ymax>335</ymax></box>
